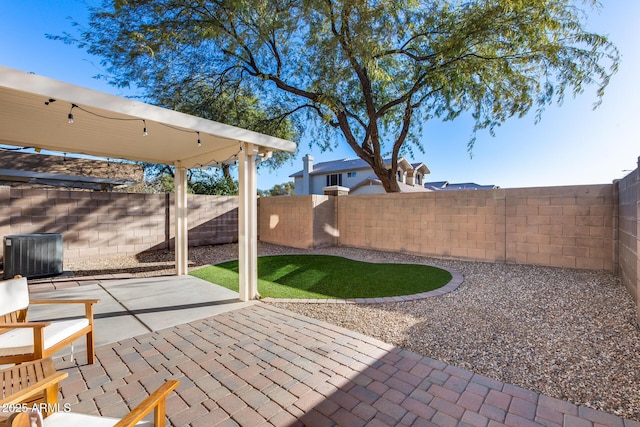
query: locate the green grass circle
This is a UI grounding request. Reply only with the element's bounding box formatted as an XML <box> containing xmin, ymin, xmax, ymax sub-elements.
<box><xmin>190</xmin><ymin>254</ymin><xmax>452</xmax><ymax>299</ymax></box>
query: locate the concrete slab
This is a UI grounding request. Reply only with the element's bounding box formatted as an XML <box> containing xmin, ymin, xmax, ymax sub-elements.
<box><xmin>27</xmin><ymin>276</ymin><xmax>254</xmax><ymax>357</ymax></box>
<box><xmin>100</xmin><ymin>275</ymin><xmax>254</xmax><ymax>331</ymax></box>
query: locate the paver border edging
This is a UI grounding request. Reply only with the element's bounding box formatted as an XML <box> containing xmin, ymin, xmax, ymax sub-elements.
<box><xmin>260</xmin><ymin>265</ymin><xmax>464</xmax><ymax>304</ymax></box>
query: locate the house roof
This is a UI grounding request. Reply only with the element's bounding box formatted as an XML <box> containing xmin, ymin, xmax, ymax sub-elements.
<box><xmin>290</xmin><ymin>157</ymin><xmax>429</xmax><ymax>178</ymax></box>
<box><xmin>350</xmin><ymin>177</ymin><xmax>432</xmax><ymax>193</ymax></box>
<box><xmin>290</xmin><ymin>158</ymin><xmax>383</xmax><ymax>177</ymax></box>
<box><xmin>424</xmin><ymin>181</ymin><xmax>449</xmax><ymax>189</ymax></box>
<box><xmin>0</xmin><ymin>66</ymin><xmax>296</xmax><ymax>169</ymax></box>
<box><xmin>424</xmin><ymin>181</ymin><xmax>499</xmax><ymax>191</ymax></box>
<box><xmin>410</xmin><ymin>162</ymin><xmax>431</xmax><ymax>175</ymax></box>
<box><xmin>0</xmin><ymin>150</ymin><xmax>143</xmax><ymax>183</ymax></box>
<box><xmin>0</xmin><ymin>168</ymin><xmax>136</xmax><ymax>191</ymax></box>
<box><xmin>399</xmin><ymin>181</ymin><xmax>432</xmax><ymax>192</ymax></box>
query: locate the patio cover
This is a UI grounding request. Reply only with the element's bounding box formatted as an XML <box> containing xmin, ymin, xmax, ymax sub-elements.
<box><xmin>0</xmin><ymin>66</ymin><xmax>296</xmax><ymax>301</ymax></box>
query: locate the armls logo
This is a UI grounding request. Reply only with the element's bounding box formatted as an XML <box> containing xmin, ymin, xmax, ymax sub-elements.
<box><xmin>1</xmin><ymin>403</ymin><xmax>72</xmax><ymax>412</ymax></box>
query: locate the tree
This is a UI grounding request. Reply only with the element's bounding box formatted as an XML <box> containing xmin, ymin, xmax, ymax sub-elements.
<box><xmin>149</xmin><ymin>82</ymin><xmax>300</xmax><ymax>174</ymax></box>
<box><xmin>188</xmin><ymin>169</ymin><xmax>239</xmax><ymax>195</ymax></box>
<box><xmin>258</xmin><ymin>181</ymin><xmax>295</xmax><ymax>197</ymax></box>
<box><xmin>136</xmin><ymin>83</ymin><xmax>300</xmax><ymax>194</ymax></box>
<box><xmin>59</xmin><ymin>0</ymin><xmax>619</xmax><ymax>192</ymax></box>
<box><xmin>140</xmin><ymin>164</ymin><xmax>239</xmax><ymax>194</ymax></box>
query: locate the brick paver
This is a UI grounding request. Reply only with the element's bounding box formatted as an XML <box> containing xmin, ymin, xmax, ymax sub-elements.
<box><xmin>51</xmin><ymin>303</ymin><xmax>639</xmax><ymax>427</ymax></box>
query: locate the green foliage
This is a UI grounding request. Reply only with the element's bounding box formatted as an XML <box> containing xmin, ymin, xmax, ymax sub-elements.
<box><xmin>55</xmin><ymin>0</ymin><xmax>619</xmax><ymax>192</ymax></box>
<box><xmin>190</xmin><ymin>254</ymin><xmax>452</xmax><ymax>299</ymax></box>
<box><xmin>141</xmin><ymin>165</ymin><xmax>238</xmax><ymax>195</ymax></box>
<box><xmin>150</xmin><ymin>84</ymin><xmax>299</xmax><ymax>171</ymax></box>
<box><xmin>258</xmin><ymin>181</ymin><xmax>295</xmax><ymax>197</ymax></box>
<box><xmin>188</xmin><ymin>169</ymin><xmax>239</xmax><ymax>195</ymax></box>
<box><xmin>143</xmin><ymin>171</ymin><xmax>175</xmax><ymax>193</ymax></box>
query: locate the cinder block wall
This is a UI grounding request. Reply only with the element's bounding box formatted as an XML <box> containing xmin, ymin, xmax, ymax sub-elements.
<box><xmin>617</xmin><ymin>161</ymin><xmax>639</xmax><ymax>318</ymax></box>
<box><xmin>261</xmin><ymin>184</ymin><xmax>616</xmax><ymax>271</ymax></box>
<box><xmin>0</xmin><ymin>187</ymin><xmax>238</xmax><ymax>262</ymax></box>
<box><xmin>171</xmin><ymin>194</ymin><xmax>238</xmax><ymax>248</ymax></box>
<box><xmin>503</xmin><ymin>185</ymin><xmax>614</xmax><ymax>270</ymax></box>
<box><xmin>258</xmin><ymin>195</ymin><xmax>330</xmax><ymax>248</ymax></box>
<box><xmin>337</xmin><ymin>191</ymin><xmax>507</xmax><ymax>262</ymax></box>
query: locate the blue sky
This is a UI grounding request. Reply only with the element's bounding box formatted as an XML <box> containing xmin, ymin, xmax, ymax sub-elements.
<box><xmin>1</xmin><ymin>0</ymin><xmax>638</xmax><ymax>191</ymax></box>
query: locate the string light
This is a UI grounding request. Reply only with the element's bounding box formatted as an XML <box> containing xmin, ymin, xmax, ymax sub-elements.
<box><xmin>195</xmin><ymin>145</ymin><xmax>244</xmax><ymax>168</ymax></box>
<box><xmin>63</xmin><ymin>102</ymin><xmax>149</xmax><ymax>134</ymax></box>
<box><xmin>67</xmin><ymin>104</ymin><xmax>77</xmax><ymax>124</ymax></box>
<box><xmin>59</xmin><ymin>102</ymin><xmax>215</xmax><ymax>145</ymax></box>
<box><xmin>56</xmin><ymin>101</ymin><xmax>253</xmax><ymax>167</ymax></box>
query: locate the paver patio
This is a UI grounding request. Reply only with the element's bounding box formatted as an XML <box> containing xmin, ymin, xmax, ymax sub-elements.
<box><xmin>23</xmin><ymin>282</ymin><xmax>640</xmax><ymax>427</ymax></box>
<box><xmin>30</xmin><ymin>275</ymin><xmax>639</xmax><ymax>427</ymax></box>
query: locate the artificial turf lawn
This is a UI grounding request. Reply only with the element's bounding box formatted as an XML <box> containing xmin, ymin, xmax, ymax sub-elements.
<box><xmin>190</xmin><ymin>254</ymin><xmax>452</xmax><ymax>299</ymax></box>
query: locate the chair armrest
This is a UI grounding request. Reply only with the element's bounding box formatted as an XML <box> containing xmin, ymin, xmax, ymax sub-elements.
<box><xmin>0</xmin><ymin>322</ymin><xmax>50</xmax><ymax>359</ymax></box>
<box><xmin>114</xmin><ymin>380</ymin><xmax>179</xmax><ymax>427</ymax></box>
<box><xmin>0</xmin><ymin>371</ymin><xmax>68</xmax><ymax>405</ymax></box>
<box><xmin>0</xmin><ymin>321</ymin><xmax>50</xmax><ymax>328</ymax></box>
<box><xmin>28</xmin><ymin>300</ymin><xmax>99</xmax><ymax>323</ymax></box>
<box><xmin>29</xmin><ymin>299</ymin><xmax>100</xmax><ymax>305</ymax></box>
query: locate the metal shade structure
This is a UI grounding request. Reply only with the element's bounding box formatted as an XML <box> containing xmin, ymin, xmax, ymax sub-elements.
<box><xmin>0</xmin><ymin>66</ymin><xmax>296</xmax><ymax>301</ymax></box>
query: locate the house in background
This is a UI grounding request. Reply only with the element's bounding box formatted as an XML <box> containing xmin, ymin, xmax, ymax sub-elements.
<box><xmin>291</xmin><ymin>155</ymin><xmax>431</xmax><ymax>195</ymax></box>
<box><xmin>0</xmin><ymin>151</ymin><xmax>142</xmax><ymax>192</ymax></box>
<box><xmin>424</xmin><ymin>181</ymin><xmax>499</xmax><ymax>191</ymax></box>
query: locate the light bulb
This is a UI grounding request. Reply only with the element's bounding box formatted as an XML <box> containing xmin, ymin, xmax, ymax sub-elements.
<box><xmin>67</xmin><ymin>104</ymin><xmax>77</xmax><ymax>124</ymax></box>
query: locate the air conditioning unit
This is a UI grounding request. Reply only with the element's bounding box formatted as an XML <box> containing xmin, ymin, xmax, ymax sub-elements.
<box><xmin>3</xmin><ymin>233</ymin><xmax>63</xmax><ymax>279</ymax></box>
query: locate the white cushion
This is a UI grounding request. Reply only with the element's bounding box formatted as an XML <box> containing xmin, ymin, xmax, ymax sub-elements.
<box><xmin>0</xmin><ymin>277</ymin><xmax>29</xmax><ymax>316</ymax></box>
<box><xmin>43</xmin><ymin>412</ymin><xmax>151</xmax><ymax>426</ymax></box>
<box><xmin>0</xmin><ymin>318</ymin><xmax>89</xmax><ymax>356</ymax></box>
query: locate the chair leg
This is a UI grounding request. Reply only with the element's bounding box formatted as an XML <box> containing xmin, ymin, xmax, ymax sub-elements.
<box><xmin>86</xmin><ymin>332</ymin><xmax>95</xmax><ymax>364</ymax></box>
<box><xmin>155</xmin><ymin>400</ymin><xmax>167</xmax><ymax>427</ymax></box>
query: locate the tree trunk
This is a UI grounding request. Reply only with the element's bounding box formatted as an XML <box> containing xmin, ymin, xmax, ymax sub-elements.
<box><xmin>371</xmin><ymin>162</ymin><xmax>401</xmax><ymax>193</ymax></box>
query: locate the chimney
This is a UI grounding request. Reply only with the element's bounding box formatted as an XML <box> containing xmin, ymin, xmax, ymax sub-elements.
<box><xmin>302</xmin><ymin>154</ymin><xmax>313</xmax><ymax>195</ymax></box>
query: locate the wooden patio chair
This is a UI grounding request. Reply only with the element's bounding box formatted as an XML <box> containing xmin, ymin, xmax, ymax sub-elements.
<box><xmin>0</xmin><ymin>276</ymin><xmax>99</xmax><ymax>365</ymax></box>
<box><xmin>0</xmin><ymin>357</ymin><xmax>179</xmax><ymax>427</ymax></box>
<box><xmin>0</xmin><ymin>358</ymin><xmax>67</xmax><ymax>422</ymax></box>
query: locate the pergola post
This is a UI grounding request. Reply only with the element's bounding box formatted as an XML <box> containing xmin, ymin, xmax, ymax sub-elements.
<box><xmin>174</xmin><ymin>163</ymin><xmax>188</xmax><ymax>275</ymax></box>
<box><xmin>238</xmin><ymin>143</ymin><xmax>259</xmax><ymax>301</ymax></box>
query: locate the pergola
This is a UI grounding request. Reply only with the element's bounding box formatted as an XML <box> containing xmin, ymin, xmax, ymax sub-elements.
<box><xmin>0</xmin><ymin>66</ymin><xmax>296</xmax><ymax>301</ymax></box>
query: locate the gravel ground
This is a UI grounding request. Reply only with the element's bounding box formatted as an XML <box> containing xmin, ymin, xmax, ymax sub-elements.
<box><xmin>66</xmin><ymin>243</ymin><xmax>640</xmax><ymax>421</ymax></box>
